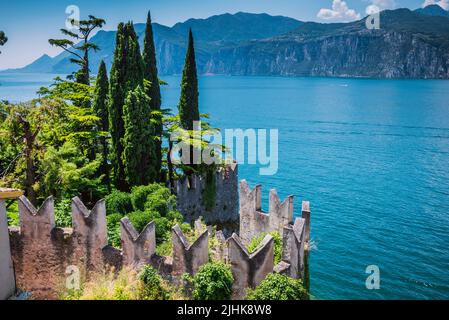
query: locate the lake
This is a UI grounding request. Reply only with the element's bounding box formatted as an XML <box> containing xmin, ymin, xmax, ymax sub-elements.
<box><xmin>2</xmin><ymin>72</ymin><xmax>449</xmax><ymax>300</ymax></box>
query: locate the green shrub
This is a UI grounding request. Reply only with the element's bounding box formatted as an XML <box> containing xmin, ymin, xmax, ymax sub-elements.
<box><xmin>144</xmin><ymin>186</ymin><xmax>177</xmax><ymax>216</ymax></box>
<box><xmin>247</xmin><ymin>232</ymin><xmax>282</xmax><ymax>265</ymax></box>
<box><xmin>130</xmin><ymin>184</ymin><xmax>160</xmax><ymax>211</ymax></box>
<box><xmin>139</xmin><ymin>265</ymin><xmax>170</xmax><ymax>300</ymax></box>
<box><xmin>190</xmin><ymin>262</ymin><xmax>234</xmax><ymax>300</ymax></box>
<box><xmin>107</xmin><ymin>213</ymin><xmax>122</xmax><ymax>248</ymax></box>
<box><xmin>6</xmin><ymin>201</ymin><xmax>19</xmax><ymax>226</ymax></box>
<box><xmin>105</xmin><ymin>190</ymin><xmax>133</xmax><ymax>216</ymax></box>
<box><xmin>246</xmin><ymin>273</ymin><xmax>308</xmax><ymax>300</ymax></box>
<box><xmin>128</xmin><ymin>210</ymin><xmax>171</xmax><ymax>244</ymax></box>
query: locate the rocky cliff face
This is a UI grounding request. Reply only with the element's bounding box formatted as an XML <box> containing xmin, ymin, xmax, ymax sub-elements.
<box><xmin>203</xmin><ymin>29</ymin><xmax>449</xmax><ymax>79</ymax></box>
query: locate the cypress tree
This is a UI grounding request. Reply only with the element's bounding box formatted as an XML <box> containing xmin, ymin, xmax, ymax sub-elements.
<box><xmin>122</xmin><ymin>85</ymin><xmax>155</xmax><ymax>186</ymax></box>
<box><xmin>142</xmin><ymin>11</ymin><xmax>162</xmax><ymax>180</ymax></box>
<box><xmin>109</xmin><ymin>21</ymin><xmax>150</xmax><ymax>190</ymax></box>
<box><xmin>178</xmin><ymin>29</ymin><xmax>200</xmax><ymax>131</ymax></box>
<box><xmin>93</xmin><ymin>60</ymin><xmax>110</xmax><ymax>187</ymax></box>
<box><xmin>109</xmin><ymin>23</ymin><xmax>128</xmax><ymax>191</ymax></box>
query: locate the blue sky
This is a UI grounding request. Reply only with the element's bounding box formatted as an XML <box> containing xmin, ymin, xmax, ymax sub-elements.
<box><xmin>0</xmin><ymin>0</ymin><xmax>435</xmax><ymax>69</ymax></box>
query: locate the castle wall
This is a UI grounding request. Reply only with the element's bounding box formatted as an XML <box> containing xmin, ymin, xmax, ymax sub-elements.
<box><xmin>176</xmin><ymin>163</ymin><xmax>238</xmax><ymax>235</ymax></box>
<box><xmin>121</xmin><ymin>217</ymin><xmax>156</xmax><ymax>267</ymax></box>
<box><xmin>172</xmin><ymin>225</ymin><xmax>209</xmax><ymax>276</ymax></box>
<box><xmin>227</xmin><ymin>233</ymin><xmax>274</xmax><ymax>300</ymax></box>
<box><xmin>239</xmin><ymin>180</ymin><xmax>294</xmax><ymax>244</ymax></box>
<box><xmin>0</xmin><ymin>200</ymin><xmax>16</xmax><ymax>300</ymax></box>
<box><xmin>279</xmin><ymin>218</ymin><xmax>306</xmax><ymax>279</ymax></box>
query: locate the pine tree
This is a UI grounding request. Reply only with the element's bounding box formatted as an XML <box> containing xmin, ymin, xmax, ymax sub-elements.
<box><xmin>92</xmin><ymin>60</ymin><xmax>110</xmax><ymax>187</ymax></box>
<box><xmin>142</xmin><ymin>11</ymin><xmax>162</xmax><ymax>180</ymax></box>
<box><xmin>49</xmin><ymin>16</ymin><xmax>105</xmax><ymax>85</ymax></box>
<box><xmin>122</xmin><ymin>86</ymin><xmax>155</xmax><ymax>186</ymax></box>
<box><xmin>178</xmin><ymin>29</ymin><xmax>200</xmax><ymax>131</ymax></box>
<box><xmin>109</xmin><ymin>22</ymin><xmax>146</xmax><ymax>191</ymax></box>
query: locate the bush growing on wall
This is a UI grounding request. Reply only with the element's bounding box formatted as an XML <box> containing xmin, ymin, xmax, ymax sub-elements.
<box><xmin>188</xmin><ymin>262</ymin><xmax>234</xmax><ymax>300</ymax></box>
<box><xmin>246</xmin><ymin>273</ymin><xmax>308</xmax><ymax>300</ymax></box>
<box><xmin>247</xmin><ymin>231</ymin><xmax>283</xmax><ymax>265</ymax></box>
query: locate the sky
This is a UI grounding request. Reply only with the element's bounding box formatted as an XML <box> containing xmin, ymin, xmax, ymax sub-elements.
<box><xmin>0</xmin><ymin>0</ymin><xmax>440</xmax><ymax>70</ymax></box>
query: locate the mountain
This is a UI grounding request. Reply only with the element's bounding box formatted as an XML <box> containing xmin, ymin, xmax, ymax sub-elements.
<box><xmin>6</xmin><ymin>9</ymin><xmax>449</xmax><ymax>79</ymax></box>
<box><xmin>415</xmin><ymin>4</ymin><xmax>449</xmax><ymax>18</ymax></box>
<box><xmin>203</xmin><ymin>9</ymin><xmax>449</xmax><ymax>79</ymax></box>
<box><xmin>6</xmin><ymin>12</ymin><xmax>303</xmax><ymax>75</ymax></box>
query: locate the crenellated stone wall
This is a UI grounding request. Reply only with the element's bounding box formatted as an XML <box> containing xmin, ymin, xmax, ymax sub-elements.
<box><xmin>5</xmin><ymin>196</ymin><xmax>214</xmax><ymax>299</ymax></box>
<box><xmin>1</xmin><ymin>177</ymin><xmax>311</xmax><ymax>300</ymax></box>
<box><xmin>239</xmin><ymin>180</ymin><xmax>294</xmax><ymax>244</ymax></box>
<box><xmin>277</xmin><ymin>218</ymin><xmax>306</xmax><ymax>279</ymax></box>
<box><xmin>175</xmin><ymin>163</ymin><xmax>238</xmax><ymax>235</ymax></box>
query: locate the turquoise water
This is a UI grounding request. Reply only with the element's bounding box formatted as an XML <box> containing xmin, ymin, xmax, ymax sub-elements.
<box><xmin>2</xmin><ymin>73</ymin><xmax>449</xmax><ymax>300</ymax></box>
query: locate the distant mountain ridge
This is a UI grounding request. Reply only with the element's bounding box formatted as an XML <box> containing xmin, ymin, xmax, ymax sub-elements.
<box><xmin>5</xmin><ymin>8</ymin><xmax>449</xmax><ymax>79</ymax></box>
<box><xmin>6</xmin><ymin>12</ymin><xmax>303</xmax><ymax>75</ymax></box>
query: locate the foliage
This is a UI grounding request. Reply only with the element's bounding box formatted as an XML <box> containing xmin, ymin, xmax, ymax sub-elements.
<box><xmin>122</xmin><ymin>86</ymin><xmax>156</xmax><ymax>186</ymax></box>
<box><xmin>54</xmin><ymin>198</ymin><xmax>73</xmax><ymax>228</ymax></box>
<box><xmin>109</xmin><ymin>22</ymin><xmax>146</xmax><ymax>191</ymax></box>
<box><xmin>202</xmin><ymin>166</ymin><xmax>217</xmax><ymax>211</ymax></box>
<box><xmin>130</xmin><ymin>184</ymin><xmax>160</xmax><ymax>211</ymax></box>
<box><xmin>246</xmin><ymin>273</ymin><xmax>308</xmax><ymax>300</ymax></box>
<box><xmin>92</xmin><ymin>61</ymin><xmax>110</xmax><ymax>187</ymax></box>
<box><xmin>247</xmin><ymin>231</ymin><xmax>282</xmax><ymax>265</ymax></box>
<box><xmin>107</xmin><ymin>213</ymin><xmax>122</xmax><ymax>248</ymax></box>
<box><xmin>187</xmin><ymin>262</ymin><xmax>234</xmax><ymax>300</ymax></box>
<box><xmin>178</xmin><ymin>29</ymin><xmax>199</xmax><ymax>131</ymax></box>
<box><xmin>142</xmin><ymin>11</ymin><xmax>163</xmax><ymax>178</ymax></box>
<box><xmin>49</xmin><ymin>15</ymin><xmax>105</xmax><ymax>84</ymax></box>
<box><xmin>105</xmin><ymin>190</ymin><xmax>133</xmax><ymax>216</ymax></box>
<box><xmin>61</xmin><ymin>268</ymin><xmax>142</xmax><ymax>300</ymax></box>
<box><xmin>139</xmin><ymin>265</ymin><xmax>170</xmax><ymax>300</ymax></box>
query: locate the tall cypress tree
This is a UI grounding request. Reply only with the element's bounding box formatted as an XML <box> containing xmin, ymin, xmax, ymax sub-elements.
<box><xmin>109</xmin><ymin>21</ymin><xmax>148</xmax><ymax>190</ymax></box>
<box><xmin>178</xmin><ymin>29</ymin><xmax>200</xmax><ymax>131</ymax></box>
<box><xmin>109</xmin><ymin>23</ymin><xmax>128</xmax><ymax>191</ymax></box>
<box><xmin>142</xmin><ymin>11</ymin><xmax>162</xmax><ymax>180</ymax></box>
<box><xmin>123</xmin><ymin>85</ymin><xmax>154</xmax><ymax>186</ymax></box>
<box><xmin>93</xmin><ymin>60</ymin><xmax>110</xmax><ymax>187</ymax></box>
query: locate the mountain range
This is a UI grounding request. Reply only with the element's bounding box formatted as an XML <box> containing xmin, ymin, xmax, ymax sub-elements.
<box><xmin>5</xmin><ymin>6</ymin><xmax>449</xmax><ymax>79</ymax></box>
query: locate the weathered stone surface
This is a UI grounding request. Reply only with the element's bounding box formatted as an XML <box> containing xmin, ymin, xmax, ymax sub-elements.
<box><xmin>172</xmin><ymin>224</ymin><xmax>209</xmax><ymax>276</ymax></box>
<box><xmin>71</xmin><ymin>197</ymin><xmax>108</xmax><ymax>271</ymax></box>
<box><xmin>121</xmin><ymin>217</ymin><xmax>156</xmax><ymax>267</ymax></box>
<box><xmin>176</xmin><ymin>163</ymin><xmax>238</xmax><ymax>235</ymax></box>
<box><xmin>0</xmin><ymin>200</ymin><xmax>16</xmax><ymax>300</ymax></box>
<box><xmin>281</xmin><ymin>218</ymin><xmax>306</xmax><ymax>279</ymax></box>
<box><xmin>227</xmin><ymin>233</ymin><xmax>274</xmax><ymax>299</ymax></box>
<box><xmin>9</xmin><ymin>196</ymin><xmax>112</xmax><ymax>299</ymax></box>
<box><xmin>239</xmin><ymin>180</ymin><xmax>293</xmax><ymax>244</ymax></box>
<box><xmin>301</xmin><ymin>201</ymin><xmax>311</xmax><ymax>247</ymax></box>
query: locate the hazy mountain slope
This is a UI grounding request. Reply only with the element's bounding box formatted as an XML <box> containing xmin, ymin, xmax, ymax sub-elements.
<box><xmin>204</xmin><ymin>9</ymin><xmax>449</xmax><ymax>79</ymax></box>
<box><xmin>7</xmin><ymin>12</ymin><xmax>303</xmax><ymax>75</ymax></box>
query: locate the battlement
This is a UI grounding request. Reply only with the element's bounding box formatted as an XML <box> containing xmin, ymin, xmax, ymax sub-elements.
<box><xmin>121</xmin><ymin>217</ymin><xmax>156</xmax><ymax>267</ymax></box>
<box><xmin>227</xmin><ymin>233</ymin><xmax>274</xmax><ymax>299</ymax></box>
<box><xmin>172</xmin><ymin>224</ymin><xmax>209</xmax><ymax>276</ymax></box>
<box><xmin>0</xmin><ymin>174</ymin><xmax>311</xmax><ymax>300</ymax></box>
<box><xmin>239</xmin><ymin>180</ymin><xmax>296</xmax><ymax>244</ymax></box>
